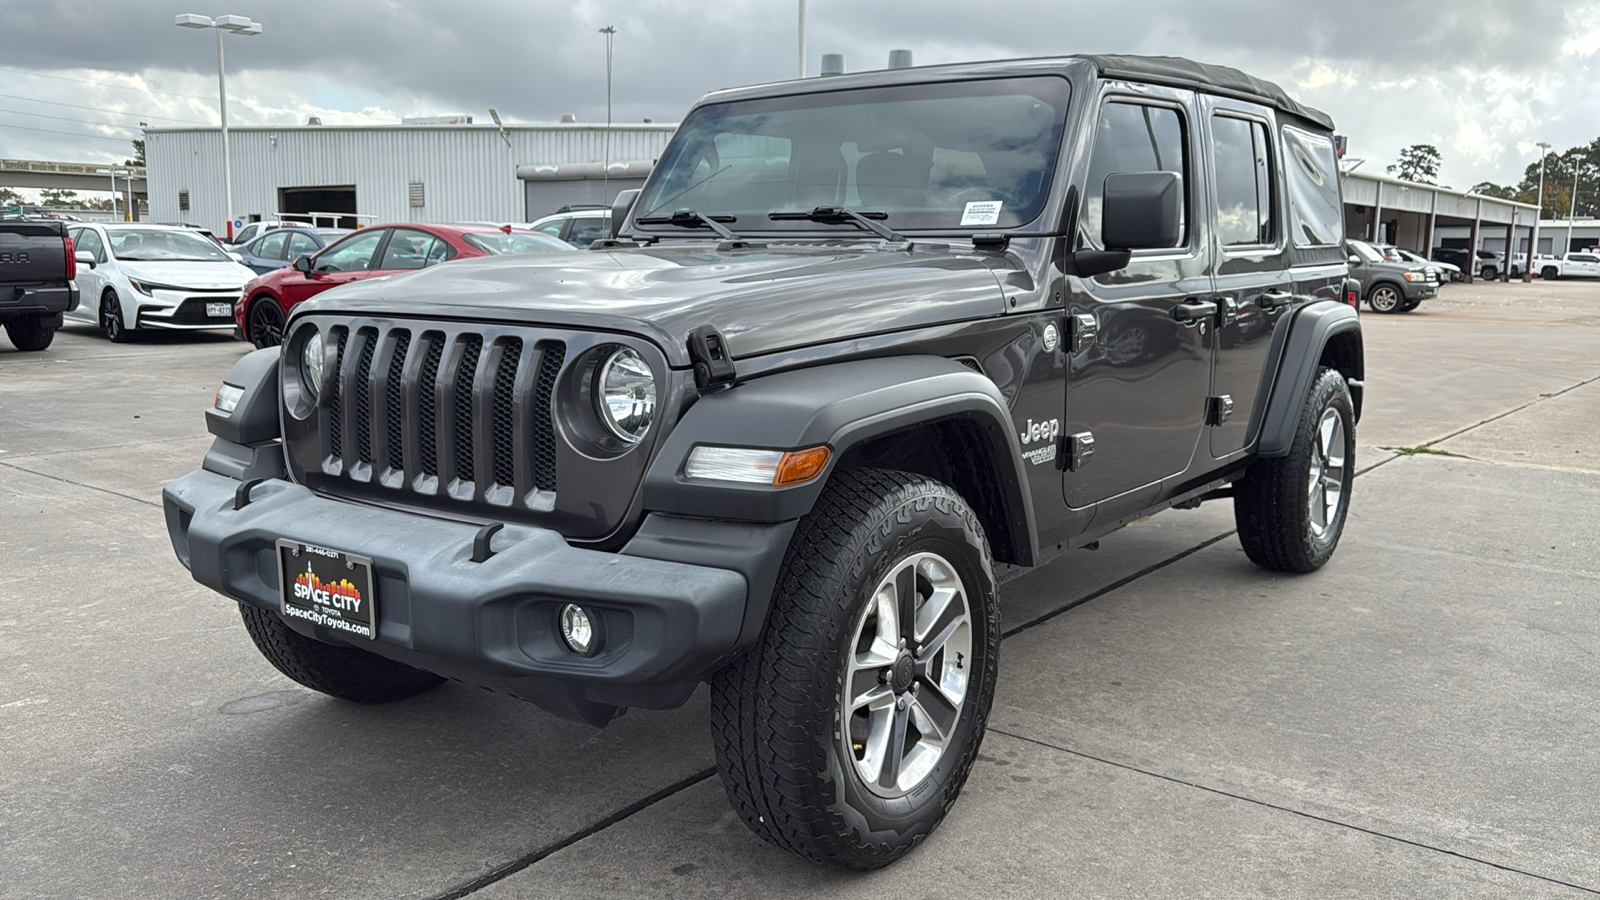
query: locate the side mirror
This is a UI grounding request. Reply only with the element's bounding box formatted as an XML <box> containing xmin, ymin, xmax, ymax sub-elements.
<box><xmin>75</xmin><ymin>250</ymin><xmax>96</xmax><ymax>269</ymax></box>
<box><xmin>227</xmin><ymin>251</ymin><xmax>245</xmax><ymax>263</ymax></box>
<box><xmin>293</xmin><ymin>255</ymin><xmax>313</xmax><ymax>274</ymax></box>
<box><xmin>1347</xmin><ymin>254</ymin><xmax>1361</xmax><ymax>265</ymax></box>
<box><xmin>609</xmin><ymin>188</ymin><xmax>641</xmax><ymax>239</ymax></box>
<box><xmin>1101</xmin><ymin>171</ymin><xmax>1183</xmax><ymax>251</ymax></box>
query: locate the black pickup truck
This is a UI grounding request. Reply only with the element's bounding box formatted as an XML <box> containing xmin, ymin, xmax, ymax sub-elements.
<box><xmin>0</xmin><ymin>219</ymin><xmax>78</xmax><ymax>351</ymax></box>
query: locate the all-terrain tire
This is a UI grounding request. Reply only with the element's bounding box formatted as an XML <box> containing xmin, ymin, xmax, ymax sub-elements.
<box><xmin>238</xmin><ymin>603</ymin><xmax>444</xmax><ymax>702</ymax></box>
<box><xmin>709</xmin><ymin>468</ymin><xmax>999</xmax><ymax>870</ymax></box>
<box><xmin>4</xmin><ymin>314</ymin><xmax>57</xmax><ymax>351</ymax></box>
<box><xmin>1233</xmin><ymin>367</ymin><xmax>1355</xmax><ymax>573</ymax></box>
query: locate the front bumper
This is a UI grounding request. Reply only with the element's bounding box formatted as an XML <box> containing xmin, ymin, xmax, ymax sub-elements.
<box><xmin>1403</xmin><ymin>281</ymin><xmax>1438</xmax><ymax>300</ymax></box>
<box><xmin>163</xmin><ymin>467</ymin><xmax>751</xmax><ymax>724</ymax></box>
<box><xmin>136</xmin><ymin>291</ymin><xmax>241</xmax><ymax>330</ymax></box>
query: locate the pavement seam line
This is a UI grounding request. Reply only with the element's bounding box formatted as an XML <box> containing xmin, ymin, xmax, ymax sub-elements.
<box><xmin>1426</xmin><ymin>371</ymin><xmax>1600</xmax><ymax>448</ymax></box>
<box><xmin>990</xmin><ymin>728</ymin><xmax>1600</xmax><ymax>896</ymax></box>
<box><xmin>0</xmin><ymin>433</ymin><xmax>210</xmax><ymax>461</ymax></box>
<box><xmin>427</xmin><ymin>767</ymin><xmax>718</xmax><ymax>900</ymax></box>
<box><xmin>0</xmin><ymin>460</ymin><xmax>161</xmax><ymax>508</ymax></box>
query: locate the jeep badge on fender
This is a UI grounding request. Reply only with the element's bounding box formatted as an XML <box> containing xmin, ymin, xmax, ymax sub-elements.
<box><xmin>163</xmin><ymin>54</ymin><xmax>1360</xmax><ymax>870</ymax></box>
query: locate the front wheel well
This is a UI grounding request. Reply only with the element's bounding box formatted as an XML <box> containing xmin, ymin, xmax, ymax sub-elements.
<box><xmin>1319</xmin><ymin>329</ymin><xmax>1364</xmax><ymax>422</ymax></box>
<box><xmin>832</xmin><ymin>416</ymin><xmax>1028</xmax><ymax>566</ymax></box>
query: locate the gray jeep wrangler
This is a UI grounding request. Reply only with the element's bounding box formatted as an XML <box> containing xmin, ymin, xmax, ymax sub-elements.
<box><xmin>164</xmin><ymin>54</ymin><xmax>1362</xmax><ymax>869</ymax></box>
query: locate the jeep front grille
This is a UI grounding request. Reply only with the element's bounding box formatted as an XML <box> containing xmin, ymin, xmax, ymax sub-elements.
<box><xmin>303</xmin><ymin>322</ymin><xmax>564</xmax><ymax>507</ymax></box>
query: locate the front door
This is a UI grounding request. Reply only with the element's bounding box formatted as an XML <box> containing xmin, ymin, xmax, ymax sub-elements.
<box><xmin>283</xmin><ymin>228</ymin><xmax>389</xmax><ymax>307</ymax></box>
<box><xmin>1201</xmin><ymin>98</ymin><xmax>1292</xmax><ymax>458</ymax></box>
<box><xmin>1062</xmin><ymin>86</ymin><xmax>1213</xmax><ymax>510</ymax></box>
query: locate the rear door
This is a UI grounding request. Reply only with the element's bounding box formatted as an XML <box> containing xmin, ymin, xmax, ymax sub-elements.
<box><xmin>1201</xmin><ymin>97</ymin><xmax>1292</xmax><ymax>459</ymax></box>
<box><xmin>1062</xmin><ymin>85</ymin><xmax>1213</xmax><ymax>510</ymax></box>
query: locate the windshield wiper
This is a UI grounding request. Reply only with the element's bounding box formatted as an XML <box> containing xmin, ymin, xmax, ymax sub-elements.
<box><xmin>768</xmin><ymin>206</ymin><xmax>908</xmax><ymax>244</ymax></box>
<box><xmin>635</xmin><ymin>208</ymin><xmax>741</xmax><ymax>241</ymax></box>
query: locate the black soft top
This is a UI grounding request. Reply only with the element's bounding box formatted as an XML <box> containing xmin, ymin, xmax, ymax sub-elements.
<box><xmin>1076</xmin><ymin>54</ymin><xmax>1334</xmax><ymax>131</ymax></box>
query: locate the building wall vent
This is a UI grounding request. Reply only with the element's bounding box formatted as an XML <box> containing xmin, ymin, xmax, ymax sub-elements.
<box><xmin>408</xmin><ymin>181</ymin><xmax>425</xmax><ymax>208</ymax></box>
<box><xmin>178</xmin><ymin>189</ymin><xmax>190</xmax><ymax>212</ymax></box>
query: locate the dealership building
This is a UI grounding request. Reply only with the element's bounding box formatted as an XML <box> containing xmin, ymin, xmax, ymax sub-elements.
<box><xmin>146</xmin><ymin>121</ymin><xmax>1543</xmax><ymax>262</ymax></box>
<box><xmin>143</xmin><ymin>121</ymin><xmax>676</xmax><ymax>235</ymax></box>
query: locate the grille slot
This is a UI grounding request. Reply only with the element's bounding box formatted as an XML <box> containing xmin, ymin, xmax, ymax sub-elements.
<box><xmin>326</xmin><ymin>327</ymin><xmax>349</xmax><ymax>459</ymax></box>
<box><xmin>417</xmin><ymin>334</ymin><xmax>443</xmax><ymax>478</ymax></box>
<box><xmin>384</xmin><ymin>330</ymin><xmax>411</xmax><ymax>472</ymax></box>
<box><xmin>491</xmin><ymin>339</ymin><xmax>522</xmax><ymax>487</ymax></box>
<box><xmin>531</xmin><ymin>343</ymin><xmax>565</xmax><ymax>491</ymax></box>
<box><xmin>353</xmin><ymin>329</ymin><xmax>377</xmax><ymax>465</ymax></box>
<box><xmin>453</xmin><ymin>335</ymin><xmax>483</xmax><ymax>485</ymax></box>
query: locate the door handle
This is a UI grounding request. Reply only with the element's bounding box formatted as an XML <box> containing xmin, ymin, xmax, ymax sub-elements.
<box><xmin>1172</xmin><ymin>298</ymin><xmax>1218</xmax><ymax>322</ymax></box>
<box><xmin>1258</xmin><ymin>289</ymin><xmax>1294</xmax><ymax>309</ymax></box>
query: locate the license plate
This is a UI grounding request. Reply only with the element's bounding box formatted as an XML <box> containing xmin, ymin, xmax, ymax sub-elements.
<box><xmin>206</xmin><ymin>301</ymin><xmax>233</xmax><ymax>317</ymax></box>
<box><xmin>276</xmin><ymin>539</ymin><xmax>377</xmax><ymax>639</ymax></box>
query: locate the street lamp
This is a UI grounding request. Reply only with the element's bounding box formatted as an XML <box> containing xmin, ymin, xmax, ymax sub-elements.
<box><xmin>1567</xmin><ymin>159</ymin><xmax>1581</xmax><ymax>257</ymax></box>
<box><xmin>175</xmin><ymin>13</ymin><xmax>262</xmax><ymax>239</ymax></box>
<box><xmin>1525</xmin><ymin>141</ymin><xmax>1550</xmax><ymax>282</ymax></box>
<box><xmin>599</xmin><ymin>25</ymin><xmax>616</xmax><ymax>200</ymax></box>
<box><xmin>97</xmin><ymin>167</ymin><xmax>129</xmax><ymax>221</ymax></box>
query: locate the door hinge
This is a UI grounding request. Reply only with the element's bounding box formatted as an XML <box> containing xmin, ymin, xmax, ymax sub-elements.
<box><xmin>687</xmin><ymin>324</ymin><xmax>736</xmax><ymax>392</ymax></box>
<box><xmin>1208</xmin><ymin>394</ymin><xmax>1235</xmax><ymax>426</ymax></box>
<box><xmin>1070</xmin><ymin>313</ymin><xmax>1098</xmax><ymax>353</ymax></box>
<box><xmin>1062</xmin><ymin>431</ymin><xmax>1095</xmax><ymax>471</ymax></box>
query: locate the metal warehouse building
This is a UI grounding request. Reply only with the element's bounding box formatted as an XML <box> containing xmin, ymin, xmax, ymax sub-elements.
<box><xmin>143</xmin><ymin>122</ymin><xmax>677</xmax><ymax>236</ymax></box>
<box><xmin>1340</xmin><ymin>170</ymin><xmax>1539</xmax><ymax>262</ymax></box>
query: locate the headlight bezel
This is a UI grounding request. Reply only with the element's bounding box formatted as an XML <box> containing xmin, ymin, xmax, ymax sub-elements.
<box><xmin>282</xmin><ymin>322</ymin><xmax>324</xmax><ymax>421</ymax></box>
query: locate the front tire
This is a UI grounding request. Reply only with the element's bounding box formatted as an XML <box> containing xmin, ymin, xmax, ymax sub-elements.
<box><xmin>4</xmin><ymin>314</ymin><xmax>57</xmax><ymax>351</ymax></box>
<box><xmin>1367</xmin><ymin>283</ymin><xmax>1403</xmax><ymax>313</ymax></box>
<box><xmin>710</xmin><ymin>468</ymin><xmax>999</xmax><ymax>870</ymax></box>
<box><xmin>246</xmin><ymin>296</ymin><xmax>286</xmax><ymax>349</ymax></box>
<box><xmin>1233</xmin><ymin>367</ymin><xmax>1355</xmax><ymax>573</ymax></box>
<box><xmin>238</xmin><ymin>603</ymin><xmax>445</xmax><ymax>702</ymax></box>
<box><xmin>1480</xmin><ymin>265</ymin><xmax>1498</xmax><ymax>281</ymax></box>
<box><xmin>1542</xmin><ymin>266</ymin><xmax>1559</xmax><ymax>280</ymax></box>
<box><xmin>100</xmin><ymin>291</ymin><xmax>130</xmax><ymax>342</ymax></box>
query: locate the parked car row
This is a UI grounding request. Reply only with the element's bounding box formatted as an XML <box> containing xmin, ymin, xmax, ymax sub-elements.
<box><xmin>1345</xmin><ymin>238</ymin><xmax>1438</xmax><ymax>313</ymax></box>
<box><xmin>56</xmin><ymin>221</ymin><xmax>574</xmax><ymax>346</ymax></box>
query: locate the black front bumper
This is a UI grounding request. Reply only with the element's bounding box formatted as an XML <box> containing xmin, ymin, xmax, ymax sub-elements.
<box><xmin>163</xmin><ymin>468</ymin><xmax>759</xmax><ymax>725</ymax></box>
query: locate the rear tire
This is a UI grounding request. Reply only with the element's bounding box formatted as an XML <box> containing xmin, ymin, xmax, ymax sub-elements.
<box><xmin>238</xmin><ymin>603</ymin><xmax>445</xmax><ymax>703</ymax></box>
<box><xmin>1542</xmin><ymin>266</ymin><xmax>1559</xmax><ymax>280</ymax></box>
<box><xmin>1480</xmin><ymin>265</ymin><xmax>1498</xmax><ymax>281</ymax></box>
<box><xmin>1233</xmin><ymin>367</ymin><xmax>1355</xmax><ymax>573</ymax></box>
<box><xmin>4</xmin><ymin>314</ymin><xmax>56</xmax><ymax>351</ymax></box>
<box><xmin>710</xmin><ymin>468</ymin><xmax>999</xmax><ymax>870</ymax></box>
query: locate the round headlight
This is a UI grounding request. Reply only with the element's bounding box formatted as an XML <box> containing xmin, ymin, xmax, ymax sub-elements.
<box><xmin>301</xmin><ymin>329</ymin><xmax>325</xmax><ymax>401</ymax></box>
<box><xmin>595</xmin><ymin>347</ymin><xmax>655</xmax><ymax>443</ymax></box>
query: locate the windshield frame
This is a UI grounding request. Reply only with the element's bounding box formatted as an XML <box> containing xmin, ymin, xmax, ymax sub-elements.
<box><xmin>631</xmin><ymin>75</ymin><xmax>1073</xmax><ymax>238</ymax></box>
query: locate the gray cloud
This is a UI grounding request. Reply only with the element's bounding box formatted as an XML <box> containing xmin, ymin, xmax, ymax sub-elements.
<box><xmin>2</xmin><ymin>0</ymin><xmax>1598</xmax><ymax>192</ymax></box>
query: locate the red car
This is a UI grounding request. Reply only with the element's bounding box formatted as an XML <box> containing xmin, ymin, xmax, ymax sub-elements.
<box><xmin>237</xmin><ymin>223</ymin><xmax>572</xmax><ymax>348</ymax></box>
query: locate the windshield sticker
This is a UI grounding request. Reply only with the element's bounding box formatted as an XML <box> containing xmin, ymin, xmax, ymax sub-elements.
<box><xmin>961</xmin><ymin>201</ymin><xmax>1003</xmax><ymax>227</ymax></box>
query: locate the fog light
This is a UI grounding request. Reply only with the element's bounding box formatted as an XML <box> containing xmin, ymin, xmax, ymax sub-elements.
<box><xmin>559</xmin><ymin>603</ymin><xmax>595</xmax><ymax>655</ymax></box>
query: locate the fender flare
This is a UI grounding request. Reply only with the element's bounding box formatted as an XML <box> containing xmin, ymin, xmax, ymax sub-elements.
<box><xmin>1257</xmin><ymin>301</ymin><xmax>1362</xmax><ymax>458</ymax></box>
<box><xmin>641</xmin><ymin>354</ymin><xmax>1039</xmax><ymax>562</ymax></box>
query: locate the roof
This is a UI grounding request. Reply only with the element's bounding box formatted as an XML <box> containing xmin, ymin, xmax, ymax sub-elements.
<box><xmin>1075</xmin><ymin>55</ymin><xmax>1334</xmax><ymax>130</ymax></box>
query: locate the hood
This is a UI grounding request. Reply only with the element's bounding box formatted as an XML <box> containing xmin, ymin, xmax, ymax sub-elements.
<box><xmin>300</xmin><ymin>242</ymin><xmax>1009</xmax><ymax>366</ymax></box>
<box><xmin>119</xmin><ymin>259</ymin><xmax>255</xmax><ymax>290</ymax></box>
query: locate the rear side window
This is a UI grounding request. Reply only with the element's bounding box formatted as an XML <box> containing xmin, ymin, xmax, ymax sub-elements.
<box><xmin>286</xmin><ymin>232</ymin><xmax>320</xmax><ymax>259</ymax></box>
<box><xmin>1083</xmin><ymin>101</ymin><xmax>1188</xmax><ymax>249</ymax></box>
<box><xmin>1211</xmin><ymin>115</ymin><xmax>1274</xmax><ymax>247</ymax></box>
<box><xmin>254</xmin><ymin>232</ymin><xmax>288</xmax><ymax>260</ymax></box>
<box><xmin>1282</xmin><ymin>125</ymin><xmax>1342</xmax><ymax>248</ymax></box>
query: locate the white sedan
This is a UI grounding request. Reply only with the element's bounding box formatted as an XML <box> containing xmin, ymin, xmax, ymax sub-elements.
<box><xmin>64</xmin><ymin>224</ymin><xmax>257</xmax><ymax>342</ymax></box>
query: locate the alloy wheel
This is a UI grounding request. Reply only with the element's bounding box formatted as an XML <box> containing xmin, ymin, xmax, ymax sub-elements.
<box><xmin>248</xmin><ymin>300</ymin><xmax>285</xmax><ymax>348</ymax></box>
<box><xmin>842</xmin><ymin>551</ymin><xmax>973</xmax><ymax>798</ymax></box>
<box><xmin>1306</xmin><ymin>407</ymin><xmax>1347</xmax><ymax>538</ymax></box>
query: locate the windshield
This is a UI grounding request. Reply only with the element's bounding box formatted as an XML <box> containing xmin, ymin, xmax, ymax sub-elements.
<box><xmin>1347</xmin><ymin>240</ymin><xmax>1384</xmax><ymax>263</ymax></box>
<box><xmin>634</xmin><ymin>76</ymin><xmax>1071</xmax><ymax>233</ymax></box>
<box><xmin>463</xmin><ymin>231</ymin><xmax>575</xmax><ymax>254</ymax></box>
<box><xmin>108</xmin><ymin>229</ymin><xmax>231</xmax><ymax>262</ymax></box>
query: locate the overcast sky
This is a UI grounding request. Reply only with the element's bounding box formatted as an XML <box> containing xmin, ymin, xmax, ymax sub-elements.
<box><xmin>3</xmin><ymin>0</ymin><xmax>1598</xmax><ymax>198</ymax></box>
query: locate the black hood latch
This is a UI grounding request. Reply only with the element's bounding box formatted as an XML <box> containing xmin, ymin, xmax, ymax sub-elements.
<box><xmin>687</xmin><ymin>324</ymin><xmax>737</xmax><ymax>392</ymax></box>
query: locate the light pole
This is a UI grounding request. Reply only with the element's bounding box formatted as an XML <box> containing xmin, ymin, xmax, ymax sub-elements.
<box><xmin>798</xmin><ymin>0</ymin><xmax>807</xmax><ymax>78</ymax></box>
<box><xmin>98</xmin><ymin>168</ymin><xmax>122</xmax><ymax>221</ymax></box>
<box><xmin>1525</xmin><ymin>141</ymin><xmax>1550</xmax><ymax>282</ymax></box>
<box><xmin>175</xmin><ymin>13</ymin><xmax>262</xmax><ymax>240</ymax></box>
<box><xmin>599</xmin><ymin>25</ymin><xmax>616</xmax><ymax>201</ymax></box>
<box><xmin>1567</xmin><ymin>160</ymin><xmax>1581</xmax><ymax>256</ymax></box>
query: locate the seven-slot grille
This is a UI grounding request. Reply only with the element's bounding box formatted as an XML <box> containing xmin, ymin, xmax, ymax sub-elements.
<box><xmin>308</xmin><ymin>323</ymin><xmax>566</xmax><ymax>509</ymax></box>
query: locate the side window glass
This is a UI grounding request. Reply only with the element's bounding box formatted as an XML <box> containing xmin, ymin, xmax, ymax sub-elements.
<box><xmin>421</xmin><ymin>236</ymin><xmax>451</xmax><ymax>267</ymax></box>
<box><xmin>567</xmin><ymin>217</ymin><xmax>607</xmax><ymax>246</ymax></box>
<box><xmin>1083</xmin><ymin>101</ymin><xmax>1188</xmax><ymax>249</ymax></box>
<box><xmin>314</xmin><ymin>229</ymin><xmax>385</xmax><ymax>272</ymax></box>
<box><xmin>377</xmin><ymin>230</ymin><xmax>436</xmax><ymax>271</ymax></box>
<box><xmin>1281</xmin><ymin>125</ymin><xmax>1342</xmax><ymax>247</ymax></box>
<box><xmin>76</xmin><ymin>229</ymin><xmax>106</xmax><ymax>263</ymax></box>
<box><xmin>534</xmin><ymin>222</ymin><xmax>564</xmax><ymax>238</ymax></box>
<box><xmin>1211</xmin><ymin>115</ymin><xmax>1274</xmax><ymax>246</ymax></box>
<box><xmin>255</xmin><ymin>232</ymin><xmax>289</xmax><ymax>260</ymax></box>
<box><xmin>286</xmin><ymin>232</ymin><xmax>319</xmax><ymax>260</ymax></box>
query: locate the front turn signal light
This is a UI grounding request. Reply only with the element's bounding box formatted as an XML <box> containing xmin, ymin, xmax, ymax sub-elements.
<box><xmin>774</xmin><ymin>446</ymin><xmax>830</xmax><ymax>486</ymax></box>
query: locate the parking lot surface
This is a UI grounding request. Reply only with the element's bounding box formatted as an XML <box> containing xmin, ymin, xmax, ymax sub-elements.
<box><xmin>2</xmin><ymin>281</ymin><xmax>1597</xmax><ymax>898</ymax></box>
